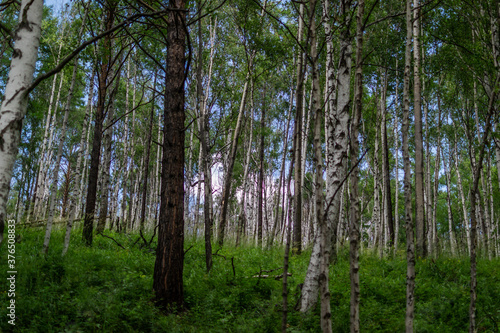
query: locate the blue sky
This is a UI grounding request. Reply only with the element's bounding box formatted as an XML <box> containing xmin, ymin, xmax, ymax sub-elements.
<box><xmin>45</xmin><ymin>0</ymin><xmax>69</xmax><ymax>11</ymax></box>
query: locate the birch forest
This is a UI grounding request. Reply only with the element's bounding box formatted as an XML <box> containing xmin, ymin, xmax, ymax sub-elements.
<box><xmin>0</xmin><ymin>0</ymin><xmax>499</xmax><ymax>332</ymax></box>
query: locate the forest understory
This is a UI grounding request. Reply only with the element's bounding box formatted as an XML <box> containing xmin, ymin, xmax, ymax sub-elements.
<box><xmin>1</xmin><ymin>0</ymin><xmax>500</xmax><ymax>332</ymax></box>
<box><xmin>0</xmin><ymin>226</ymin><xmax>498</xmax><ymax>333</ymax></box>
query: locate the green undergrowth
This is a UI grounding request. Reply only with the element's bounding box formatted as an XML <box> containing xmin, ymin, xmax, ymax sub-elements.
<box><xmin>0</xmin><ymin>227</ymin><xmax>499</xmax><ymax>332</ymax></box>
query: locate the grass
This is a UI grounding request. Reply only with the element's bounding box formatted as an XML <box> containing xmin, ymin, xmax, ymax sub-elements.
<box><xmin>0</xmin><ymin>226</ymin><xmax>499</xmax><ymax>332</ymax></box>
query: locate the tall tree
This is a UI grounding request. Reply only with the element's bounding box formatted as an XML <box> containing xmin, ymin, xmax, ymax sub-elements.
<box><xmin>257</xmin><ymin>85</ymin><xmax>266</xmax><ymax>247</ymax></box>
<box><xmin>153</xmin><ymin>0</ymin><xmax>187</xmax><ymax>310</ymax></box>
<box><xmin>403</xmin><ymin>0</ymin><xmax>416</xmax><ymax>330</ymax></box>
<box><xmin>413</xmin><ymin>0</ymin><xmax>426</xmax><ymax>257</ymax></box>
<box><xmin>292</xmin><ymin>2</ymin><xmax>305</xmax><ymax>255</ymax></box>
<box><xmin>349</xmin><ymin>0</ymin><xmax>365</xmax><ymax>330</ymax></box>
<box><xmin>139</xmin><ymin>74</ymin><xmax>157</xmax><ymax>233</ymax></box>
<box><xmin>82</xmin><ymin>1</ymin><xmax>118</xmax><ymax>245</ymax></box>
<box><xmin>0</xmin><ymin>0</ymin><xmax>43</xmax><ymax>245</ymax></box>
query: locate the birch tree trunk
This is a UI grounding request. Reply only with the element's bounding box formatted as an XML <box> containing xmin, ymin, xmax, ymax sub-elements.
<box><xmin>300</xmin><ymin>0</ymin><xmax>352</xmax><ymax>314</ymax></box>
<box><xmin>454</xmin><ymin>132</ymin><xmax>471</xmax><ymax>254</ymax></box>
<box><xmin>469</xmin><ymin>85</ymin><xmax>497</xmax><ymax>333</ymax></box>
<box><xmin>480</xmin><ymin>158</ymin><xmax>492</xmax><ymax>260</ymax></box>
<box><xmin>423</xmin><ymin>69</ymin><xmax>433</xmax><ymax>256</ymax></box>
<box><xmin>306</xmin><ymin>1</ymin><xmax>332</xmax><ymax>329</ymax></box>
<box><xmin>394</xmin><ymin>59</ymin><xmax>400</xmax><ymax>252</ymax></box>
<box><xmin>349</xmin><ymin>0</ymin><xmax>364</xmax><ymax>330</ymax></box>
<box><xmin>139</xmin><ymin>74</ymin><xmax>157</xmax><ymax>233</ymax></box>
<box><xmin>380</xmin><ymin>70</ymin><xmax>394</xmax><ymax>248</ymax></box>
<box><xmin>443</xmin><ymin>142</ymin><xmax>456</xmax><ymax>256</ymax></box>
<box><xmin>119</xmin><ymin>58</ymin><xmax>132</xmax><ymax>231</ymax></box>
<box><xmin>32</xmin><ymin>72</ymin><xmax>59</xmax><ymax>220</ymax></box>
<box><xmin>77</xmin><ymin>107</ymin><xmax>92</xmax><ymax>218</ymax></box>
<box><xmin>62</xmin><ymin>69</ymin><xmax>93</xmax><ymax>231</ymax></box>
<box><xmin>33</xmin><ymin>25</ymin><xmax>66</xmax><ymax>220</ymax></box>
<box><xmin>43</xmin><ymin>35</ymin><xmax>84</xmax><ymax>253</ymax></box>
<box><xmin>257</xmin><ymin>86</ymin><xmax>266</xmax><ymax>247</ymax></box>
<box><xmin>327</xmin><ymin>0</ymin><xmax>352</xmax><ymax>260</ymax></box>
<box><xmin>487</xmin><ymin>160</ymin><xmax>498</xmax><ymax>257</ymax></box>
<box><xmin>267</xmin><ymin>95</ymin><xmax>292</xmax><ymax>248</ymax></box>
<box><xmin>217</xmin><ymin>65</ymin><xmax>252</xmax><ymax>247</ymax></box>
<box><xmin>35</xmin><ymin>74</ymin><xmax>64</xmax><ymax>219</ymax></box>
<box><xmin>185</xmin><ymin>123</ymin><xmax>195</xmax><ymax>227</ymax></box>
<box><xmin>0</xmin><ymin>0</ymin><xmax>43</xmax><ymax>245</ymax></box>
<box><xmin>199</xmin><ymin>16</ymin><xmax>216</xmax><ymax>271</ymax></box>
<box><xmin>236</xmin><ymin>99</ymin><xmax>253</xmax><ymax>247</ymax></box>
<box><xmin>431</xmin><ymin>104</ymin><xmax>442</xmax><ymax>256</ymax></box>
<box><xmin>281</xmin><ymin>135</ymin><xmax>296</xmax><ymax>332</ymax></box>
<box><xmin>97</xmin><ymin>68</ymin><xmax>121</xmax><ymax>234</ymax></box>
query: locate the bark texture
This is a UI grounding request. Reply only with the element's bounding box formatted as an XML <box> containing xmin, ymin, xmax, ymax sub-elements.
<box><xmin>153</xmin><ymin>0</ymin><xmax>186</xmax><ymax>310</ymax></box>
<box><xmin>403</xmin><ymin>0</ymin><xmax>416</xmax><ymax>330</ymax></box>
<box><xmin>82</xmin><ymin>2</ymin><xmax>116</xmax><ymax>245</ymax></box>
<box><xmin>413</xmin><ymin>0</ymin><xmax>426</xmax><ymax>257</ymax></box>
<box><xmin>349</xmin><ymin>0</ymin><xmax>364</xmax><ymax>330</ymax></box>
<box><xmin>292</xmin><ymin>2</ymin><xmax>305</xmax><ymax>255</ymax></box>
<box><xmin>0</xmin><ymin>0</ymin><xmax>43</xmax><ymax>245</ymax></box>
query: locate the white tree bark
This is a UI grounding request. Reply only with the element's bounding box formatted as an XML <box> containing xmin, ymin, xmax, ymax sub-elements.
<box><xmin>32</xmin><ymin>20</ymin><xmax>67</xmax><ymax>221</ymax></box>
<box><xmin>77</xmin><ymin>104</ymin><xmax>92</xmax><ymax>218</ymax></box>
<box><xmin>237</xmin><ymin>90</ymin><xmax>254</xmax><ymax>246</ymax></box>
<box><xmin>62</xmin><ymin>70</ymin><xmax>91</xmax><ymax>255</ymax></box>
<box><xmin>35</xmin><ymin>74</ymin><xmax>64</xmax><ymax>219</ymax></box>
<box><xmin>394</xmin><ymin>59</ymin><xmax>400</xmax><ymax>252</ymax></box>
<box><xmin>43</xmin><ymin>51</ymin><xmax>82</xmax><ymax>254</ymax></box>
<box><xmin>300</xmin><ymin>0</ymin><xmax>352</xmax><ymax>314</ymax></box>
<box><xmin>217</xmin><ymin>64</ymin><xmax>253</xmax><ymax>246</ymax></box>
<box><xmin>97</xmin><ymin>71</ymin><xmax>120</xmax><ymax>233</ymax></box>
<box><xmin>431</xmin><ymin>106</ymin><xmax>442</xmax><ymax>256</ymax></box>
<box><xmin>454</xmin><ymin>132</ymin><xmax>471</xmax><ymax>254</ymax></box>
<box><xmin>0</xmin><ymin>0</ymin><xmax>43</xmax><ymax>245</ymax></box>
<box><xmin>120</xmin><ymin>58</ymin><xmax>131</xmax><ymax>229</ymax></box>
<box><xmin>443</xmin><ymin>141</ymin><xmax>456</xmax><ymax>256</ymax></box>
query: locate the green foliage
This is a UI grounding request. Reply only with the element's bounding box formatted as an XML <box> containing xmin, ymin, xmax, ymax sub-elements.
<box><xmin>0</xmin><ymin>228</ymin><xmax>499</xmax><ymax>332</ymax></box>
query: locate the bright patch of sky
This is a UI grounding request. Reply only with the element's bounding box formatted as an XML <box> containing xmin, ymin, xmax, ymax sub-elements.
<box><xmin>45</xmin><ymin>0</ymin><xmax>70</xmax><ymax>13</ymax></box>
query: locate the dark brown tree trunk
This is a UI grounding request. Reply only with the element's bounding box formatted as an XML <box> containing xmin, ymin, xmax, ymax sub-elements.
<box><xmin>292</xmin><ymin>3</ymin><xmax>305</xmax><ymax>255</ymax></box>
<box><xmin>413</xmin><ymin>0</ymin><xmax>426</xmax><ymax>257</ymax></box>
<box><xmin>381</xmin><ymin>71</ymin><xmax>395</xmax><ymax>247</ymax></box>
<box><xmin>403</xmin><ymin>0</ymin><xmax>416</xmax><ymax>330</ymax></box>
<box><xmin>469</xmin><ymin>77</ymin><xmax>498</xmax><ymax>333</ymax></box>
<box><xmin>153</xmin><ymin>0</ymin><xmax>186</xmax><ymax>311</ymax></box>
<box><xmin>82</xmin><ymin>2</ymin><xmax>116</xmax><ymax>246</ymax></box>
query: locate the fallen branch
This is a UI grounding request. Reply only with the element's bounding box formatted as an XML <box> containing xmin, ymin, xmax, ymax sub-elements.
<box><xmin>184</xmin><ymin>245</ymin><xmax>194</xmax><ymax>255</ymax></box>
<box><xmin>98</xmin><ymin>232</ymin><xmax>126</xmax><ymax>250</ymax></box>
<box><xmin>254</xmin><ymin>267</ymin><xmax>283</xmax><ymax>276</ymax></box>
<box><xmin>19</xmin><ymin>218</ymin><xmax>83</xmax><ymax>226</ymax></box>
<box><xmin>252</xmin><ymin>273</ymin><xmax>292</xmax><ymax>280</ymax></box>
<box><xmin>212</xmin><ymin>249</ymin><xmax>236</xmax><ymax>277</ymax></box>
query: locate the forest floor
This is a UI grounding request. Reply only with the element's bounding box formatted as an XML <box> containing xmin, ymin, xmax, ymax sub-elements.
<box><xmin>0</xmin><ymin>226</ymin><xmax>499</xmax><ymax>332</ymax></box>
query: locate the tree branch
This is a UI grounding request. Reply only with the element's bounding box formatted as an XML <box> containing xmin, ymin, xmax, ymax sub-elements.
<box><xmin>25</xmin><ymin>8</ymin><xmax>176</xmax><ymax>97</ymax></box>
